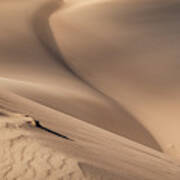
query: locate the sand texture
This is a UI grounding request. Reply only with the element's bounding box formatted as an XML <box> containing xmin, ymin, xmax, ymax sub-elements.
<box><xmin>0</xmin><ymin>0</ymin><xmax>180</xmax><ymax>179</ymax></box>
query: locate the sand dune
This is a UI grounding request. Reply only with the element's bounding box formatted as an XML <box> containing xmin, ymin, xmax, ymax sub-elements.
<box><xmin>1</xmin><ymin>92</ymin><xmax>180</xmax><ymax>179</ymax></box>
<box><xmin>0</xmin><ymin>0</ymin><xmax>180</xmax><ymax>179</ymax></box>
<box><xmin>0</xmin><ymin>0</ymin><xmax>161</xmax><ymax>151</ymax></box>
<box><xmin>50</xmin><ymin>0</ymin><xmax>180</xmax><ymax>156</ymax></box>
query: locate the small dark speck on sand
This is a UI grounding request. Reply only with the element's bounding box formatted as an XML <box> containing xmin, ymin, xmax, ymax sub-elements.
<box><xmin>0</xmin><ymin>112</ymin><xmax>8</xmax><ymax>116</ymax></box>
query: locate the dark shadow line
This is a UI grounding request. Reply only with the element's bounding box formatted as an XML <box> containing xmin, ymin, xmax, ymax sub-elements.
<box><xmin>0</xmin><ymin>112</ymin><xmax>8</xmax><ymax>116</ymax></box>
<box><xmin>34</xmin><ymin>120</ymin><xmax>73</xmax><ymax>141</ymax></box>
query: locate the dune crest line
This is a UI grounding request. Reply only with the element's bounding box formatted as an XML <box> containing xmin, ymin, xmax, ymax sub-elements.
<box><xmin>31</xmin><ymin>0</ymin><xmax>162</xmax><ymax>150</ymax></box>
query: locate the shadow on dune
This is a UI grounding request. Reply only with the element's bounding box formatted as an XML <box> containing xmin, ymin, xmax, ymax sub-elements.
<box><xmin>32</xmin><ymin>0</ymin><xmax>78</xmax><ymax>78</ymax></box>
<box><xmin>0</xmin><ymin>112</ymin><xmax>7</xmax><ymax>116</ymax></box>
<box><xmin>30</xmin><ymin>0</ymin><xmax>162</xmax><ymax>151</ymax></box>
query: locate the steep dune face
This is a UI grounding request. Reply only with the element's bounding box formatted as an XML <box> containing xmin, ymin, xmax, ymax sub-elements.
<box><xmin>0</xmin><ymin>0</ymin><xmax>161</xmax><ymax>150</ymax></box>
<box><xmin>50</xmin><ymin>0</ymin><xmax>180</xmax><ymax>157</ymax></box>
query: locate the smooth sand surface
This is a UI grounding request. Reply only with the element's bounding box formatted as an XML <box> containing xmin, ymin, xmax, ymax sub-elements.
<box><xmin>0</xmin><ymin>0</ymin><xmax>180</xmax><ymax>179</ymax></box>
<box><xmin>50</xmin><ymin>0</ymin><xmax>180</xmax><ymax>157</ymax></box>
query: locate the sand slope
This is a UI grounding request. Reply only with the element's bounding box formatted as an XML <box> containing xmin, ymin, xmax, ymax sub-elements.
<box><xmin>50</xmin><ymin>0</ymin><xmax>180</xmax><ymax>157</ymax></box>
<box><xmin>0</xmin><ymin>0</ymin><xmax>161</xmax><ymax>151</ymax></box>
<box><xmin>0</xmin><ymin>90</ymin><xmax>180</xmax><ymax>179</ymax></box>
<box><xmin>0</xmin><ymin>0</ymin><xmax>180</xmax><ymax>179</ymax></box>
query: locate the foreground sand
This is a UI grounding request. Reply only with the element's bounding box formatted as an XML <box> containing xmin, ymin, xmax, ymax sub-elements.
<box><xmin>0</xmin><ymin>0</ymin><xmax>180</xmax><ymax>179</ymax></box>
<box><xmin>0</xmin><ymin>109</ymin><xmax>85</xmax><ymax>180</ymax></box>
<box><xmin>0</xmin><ymin>100</ymin><xmax>180</xmax><ymax>180</ymax></box>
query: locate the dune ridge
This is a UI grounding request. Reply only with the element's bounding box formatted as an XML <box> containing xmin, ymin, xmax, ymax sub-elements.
<box><xmin>50</xmin><ymin>0</ymin><xmax>180</xmax><ymax>157</ymax></box>
<box><xmin>0</xmin><ymin>0</ymin><xmax>161</xmax><ymax>150</ymax></box>
<box><xmin>0</xmin><ymin>88</ymin><xmax>180</xmax><ymax>179</ymax></box>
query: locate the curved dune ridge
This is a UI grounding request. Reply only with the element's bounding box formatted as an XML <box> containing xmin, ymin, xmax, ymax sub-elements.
<box><xmin>0</xmin><ymin>0</ymin><xmax>180</xmax><ymax>179</ymax></box>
